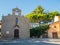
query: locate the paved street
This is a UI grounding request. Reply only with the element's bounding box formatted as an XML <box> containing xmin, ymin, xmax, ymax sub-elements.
<box><xmin>0</xmin><ymin>38</ymin><xmax>60</xmax><ymax>45</ymax></box>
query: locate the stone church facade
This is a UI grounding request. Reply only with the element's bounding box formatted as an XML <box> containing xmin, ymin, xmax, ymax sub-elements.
<box><xmin>1</xmin><ymin>8</ymin><xmax>31</xmax><ymax>39</ymax></box>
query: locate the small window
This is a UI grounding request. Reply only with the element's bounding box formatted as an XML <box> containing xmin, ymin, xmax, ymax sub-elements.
<box><xmin>54</xmin><ymin>26</ymin><xmax>56</xmax><ymax>28</ymax></box>
<box><xmin>16</xmin><ymin>18</ymin><xmax>18</xmax><ymax>24</ymax></box>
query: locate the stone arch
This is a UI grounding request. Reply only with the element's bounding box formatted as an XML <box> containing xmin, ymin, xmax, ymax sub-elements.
<box><xmin>12</xmin><ymin>7</ymin><xmax>21</xmax><ymax>15</ymax></box>
<box><xmin>14</xmin><ymin>25</ymin><xmax>19</xmax><ymax>39</ymax></box>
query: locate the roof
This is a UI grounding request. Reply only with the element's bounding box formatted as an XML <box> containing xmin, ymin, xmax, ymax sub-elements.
<box><xmin>50</xmin><ymin>21</ymin><xmax>60</xmax><ymax>26</ymax></box>
<box><xmin>12</xmin><ymin>7</ymin><xmax>21</xmax><ymax>12</ymax></box>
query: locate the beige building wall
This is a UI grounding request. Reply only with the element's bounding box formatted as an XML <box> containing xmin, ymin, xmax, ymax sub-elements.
<box><xmin>48</xmin><ymin>19</ymin><xmax>60</xmax><ymax>38</ymax></box>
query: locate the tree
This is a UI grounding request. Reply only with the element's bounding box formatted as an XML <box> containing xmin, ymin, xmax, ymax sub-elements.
<box><xmin>25</xmin><ymin>6</ymin><xmax>60</xmax><ymax>23</ymax></box>
<box><xmin>32</xmin><ymin>15</ymin><xmax>38</xmax><ymax>22</ymax></box>
<box><xmin>48</xmin><ymin>11</ymin><xmax>60</xmax><ymax>20</ymax></box>
<box><xmin>25</xmin><ymin>5</ymin><xmax>46</xmax><ymax>23</ymax></box>
<box><xmin>30</xmin><ymin>25</ymin><xmax>49</xmax><ymax>38</ymax></box>
<box><xmin>32</xmin><ymin>5</ymin><xmax>44</xmax><ymax>14</ymax></box>
<box><xmin>25</xmin><ymin>13</ymin><xmax>34</xmax><ymax>22</ymax></box>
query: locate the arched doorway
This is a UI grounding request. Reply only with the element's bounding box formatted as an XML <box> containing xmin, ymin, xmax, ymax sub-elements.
<box><xmin>52</xmin><ymin>32</ymin><xmax>58</xmax><ymax>38</ymax></box>
<box><xmin>14</xmin><ymin>29</ymin><xmax>19</xmax><ymax>38</ymax></box>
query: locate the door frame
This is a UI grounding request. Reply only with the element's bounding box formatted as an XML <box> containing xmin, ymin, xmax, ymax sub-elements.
<box><xmin>14</xmin><ymin>29</ymin><xmax>19</xmax><ymax>39</ymax></box>
<box><xmin>52</xmin><ymin>32</ymin><xmax>58</xmax><ymax>38</ymax></box>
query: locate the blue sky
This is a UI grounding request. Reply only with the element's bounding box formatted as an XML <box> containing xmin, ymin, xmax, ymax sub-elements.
<box><xmin>0</xmin><ymin>0</ymin><xmax>60</xmax><ymax>20</ymax></box>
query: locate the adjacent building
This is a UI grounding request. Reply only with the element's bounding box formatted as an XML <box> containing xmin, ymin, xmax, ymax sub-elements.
<box><xmin>48</xmin><ymin>16</ymin><xmax>60</xmax><ymax>38</ymax></box>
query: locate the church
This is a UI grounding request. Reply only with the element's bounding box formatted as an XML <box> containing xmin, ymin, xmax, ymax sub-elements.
<box><xmin>1</xmin><ymin>8</ymin><xmax>31</xmax><ymax>39</ymax></box>
<box><xmin>48</xmin><ymin>16</ymin><xmax>60</xmax><ymax>38</ymax></box>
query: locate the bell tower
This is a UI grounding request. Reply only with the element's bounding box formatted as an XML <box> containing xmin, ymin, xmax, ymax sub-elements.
<box><xmin>12</xmin><ymin>7</ymin><xmax>21</xmax><ymax>16</ymax></box>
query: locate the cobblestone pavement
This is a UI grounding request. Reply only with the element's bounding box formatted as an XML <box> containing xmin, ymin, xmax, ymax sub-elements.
<box><xmin>0</xmin><ymin>38</ymin><xmax>60</xmax><ymax>45</ymax></box>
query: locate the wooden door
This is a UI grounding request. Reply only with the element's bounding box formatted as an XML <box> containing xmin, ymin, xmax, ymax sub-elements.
<box><xmin>52</xmin><ymin>32</ymin><xmax>58</xmax><ymax>38</ymax></box>
<box><xmin>14</xmin><ymin>29</ymin><xmax>19</xmax><ymax>39</ymax></box>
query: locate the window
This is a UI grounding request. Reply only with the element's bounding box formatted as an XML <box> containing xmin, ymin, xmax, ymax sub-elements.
<box><xmin>54</xmin><ymin>26</ymin><xmax>56</xmax><ymax>28</ymax></box>
<box><xmin>16</xmin><ymin>18</ymin><xmax>18</xmax><ymax>24</ymax></box>
<box><xmin>15</xmin><ymin>12</ymin><xmax>18</xmax><ymax>15</ymax></box>
<box><xmin>6</xmin><ymin>31</ymin><xmax>9</xmax><ymax>34</ymax></box>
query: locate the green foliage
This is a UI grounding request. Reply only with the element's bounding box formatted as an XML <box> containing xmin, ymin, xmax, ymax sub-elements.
<box><xmin>25</xmin><ymin>5</ymin><xmax>46</xmax><ymax>23</ymax></box>
<box><xmin>25</xmin><ymin>6</ymin><xmax>60</xmax><ymax>23</ymax></box>
<box><xmin>25</xmin><ymin>13</ymin><xmax>34</xmax><ymax>22</ymax></box>
<box><xmin>30</xmin><ymin>25</ymin><xmax>49</xmax><ymax>38</ymax></box>
<box><xmin>48</xmin><ymin>11</ymin><xmax>60</xmax><ymax>20</ymax></box>
<box><xmin>32</xmin><ymin>5</ymin><xmax>44</xmax><ymax>14</ymax></box>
